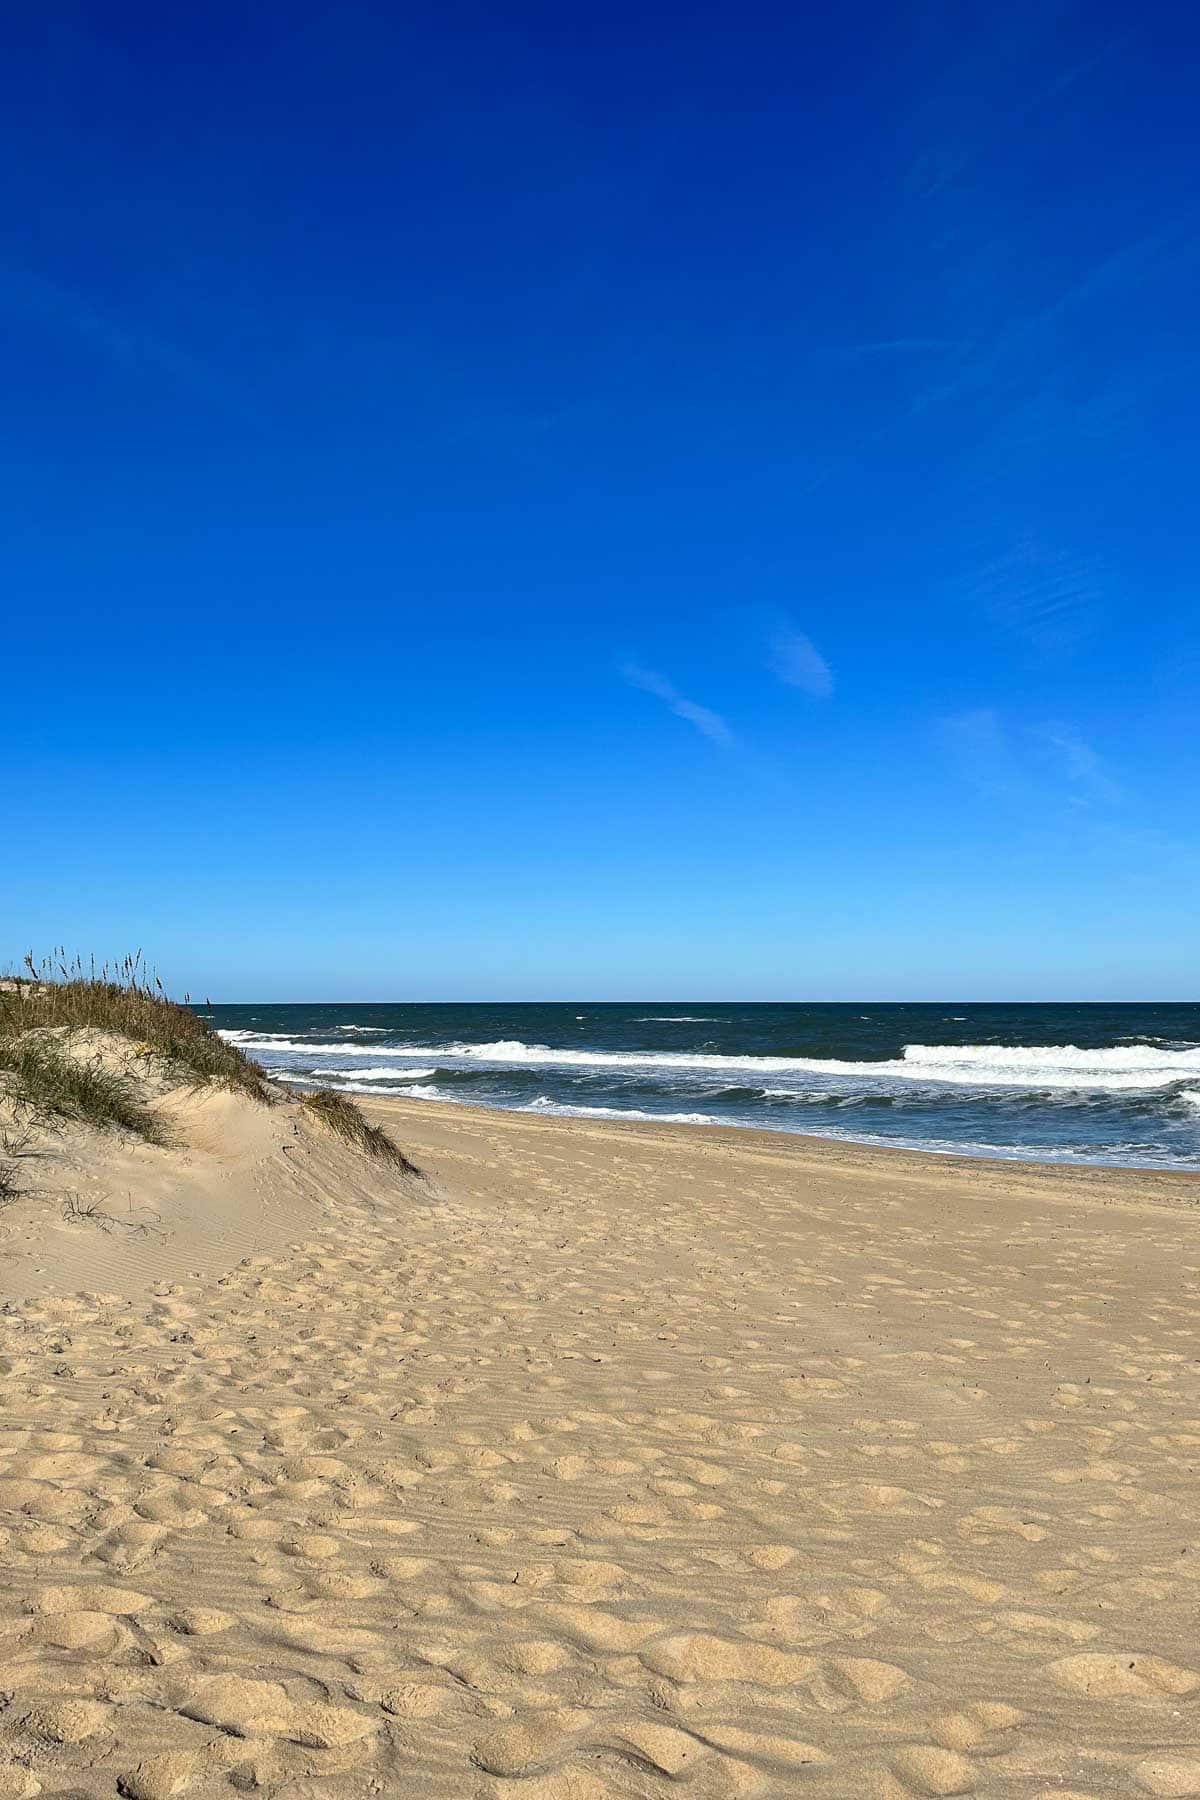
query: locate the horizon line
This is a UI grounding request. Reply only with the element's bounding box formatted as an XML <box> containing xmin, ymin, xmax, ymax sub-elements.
<box><xmin>198</xmin><ymin>996</ymin><xmax>1198</xmax><ymax>1006</ymax></box>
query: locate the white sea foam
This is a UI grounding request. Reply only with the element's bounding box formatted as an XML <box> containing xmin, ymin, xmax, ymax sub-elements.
<box><xmin>901</xmin><ymin>1042</ymin><xmax>1200</xmax><ymax>1073</ymax></box>
<box><xmin>221</xmin><ymin>1032</ymin><xmax>420</xmax><ymax>1056</ymax></box>
<box><xmin>338</xmin><ymin>1025</ymin><xmax>387</xmax><ymax>1034</ymax></box>
<box><xmin>274</xmin><ymin>1075</ymin><xmax>457</xmax><ymax>1101</ymax></box>
<box><xmin>295</xmin><ymin>1084</ymin><xmax>712</xmax><ymax>1121</ymax></box>
<box><xmin>759</xmin><ymin>1087</ymin><xmax>845</xmax><ymax>1102</ymax></box>
<box><xmin>221</xmin><ymin>1031</ymin><xmax>1200</xmax><ymax>1091</ymax></box>
<box><xmin>310</xmin><ymin>1066</ymin><xmax>436</xmax><ymax>1082</ymax></box>
<box><xmin>521</xmin><ymin>1097</ymin><xmax>718</xmax><ymax>1125</ymax></box>
<box><xmin>358</xmin><ymin>1082</ymin><xmax>461</xmax><ymax>1101</ymax></box>
<box><xmin>221</xmin><ymin>1032</ymin><xmax>328</xmax><ymax>1050</ymax></box>
<box><xmin>635</xmin><ymin>1015</ymin><xmax>729</xmax><ymax>1023</ymax></box>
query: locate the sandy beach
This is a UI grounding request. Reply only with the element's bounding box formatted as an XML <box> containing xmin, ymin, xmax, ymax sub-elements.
<box><xmin>2</xmin><ymin>1090</ymin><xmax>1199</xmax><ymax>1798</ymax></box>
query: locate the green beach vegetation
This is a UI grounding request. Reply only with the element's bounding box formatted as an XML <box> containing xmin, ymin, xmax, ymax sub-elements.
<box><xmin>301</xmin><ymin>1084</ymin><xmax>423</xmax><ymax>1174</ymax></box>
<box><xmin>0</xmin><ymin>951</ymin><xmax>418</xmax><ymax>1193</ymax></box>
<box><xmin>2</xmin><ymin>952</ymin><xmax>270</xmax><ymax>1102</ymax></box>
<box><xmin>0</xmin><ymin>1034</ymin><xmax>169</xmax><ymax>1145</ymax></box>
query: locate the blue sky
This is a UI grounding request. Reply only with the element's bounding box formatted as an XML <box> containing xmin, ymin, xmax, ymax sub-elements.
<box><xmin>3</xmin><ymin>0</ymin><xmax>1197</xmax><ymax>999</ymax></box>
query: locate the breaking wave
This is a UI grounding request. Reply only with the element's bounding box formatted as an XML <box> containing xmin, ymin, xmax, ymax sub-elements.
<box><xmin>217</xmin><ymin>1009</ymin><xmax>1200</xmax><ymax>1169</ymax></box>
<box><xmin>223</xmin><ymin>1032</ymin><xmax>1200</xmax><ymax>1092</ymax></box>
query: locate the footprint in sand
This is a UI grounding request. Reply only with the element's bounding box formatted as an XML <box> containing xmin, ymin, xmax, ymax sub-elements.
<box><xmin>1134</xmin><ymin>1755</ymin><xmax>1200</xmax><ymax>1796</ymax></box>
<box><xmin>1050</xmin><ymin>1652</ymin><xmax>1200</xmax><ymax>1699</ymax></box>
<box><xmin>640</xmin><ymin>1632</ymin><xmax>818</xmax><ymax>1686</ymax></box>
<box><xmin>178</xmin><ymin>1673</ymin><xmax>379</xmax><ymax>1748</ymax></box>
<box><xmin>891</xmin><ymin>1744</ymin><xmax>978</xmax><ymax>1796</ymax></box>
<box><xmin>928</xmin><ymin>1701</ymin><xmax>1023</xmax><ymax>1755</ymax></box>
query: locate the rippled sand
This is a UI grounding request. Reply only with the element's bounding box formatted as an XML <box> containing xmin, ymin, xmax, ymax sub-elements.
<box><xmin>1</xmin><ymin>1091</ymin><xmax>1198</xmax><ymax>1797</ymax></box>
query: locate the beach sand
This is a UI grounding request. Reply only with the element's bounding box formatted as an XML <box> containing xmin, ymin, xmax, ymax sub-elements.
<box><xmin>1</xmin><ymin>1090</ymin><xmax>1199</xmax><ymax>1797</ymax></box>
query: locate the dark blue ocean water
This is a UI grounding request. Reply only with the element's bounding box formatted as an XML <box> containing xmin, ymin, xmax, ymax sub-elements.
<box><xmin>212</xmin><ymin>1001</ymin><xmax>1200</xmax><ymax>1169</ymax></box>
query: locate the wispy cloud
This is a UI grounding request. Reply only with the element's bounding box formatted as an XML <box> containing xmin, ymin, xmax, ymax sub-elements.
<box><xmin>911</xmin><ymin>230</ymin><xmax>1186</xmax><ymax>423</ymax></box>
<box><xmin>938</xmin><ymin>709</ymin><xmax>1124</xmax><ymax>811</ymax></box>
<box><xmin>936</xmin><ymin>707</ymin><xmax>1021</xmax><ymax>799</ymax></box>
<box><xmin>0</xmin><ymin>266</ymin><xmax>260</xmax><ymax>424</ymax></box>
<box><xmin>936</xmin><ymin>707</ymin><xmax>1200</xmax><ymax>884</ymax></box>
<box><xmin>967</xmin><ymin>539</ymin><xmax>1105</xmax><ymax>652</ymax></box>
<box><xmin>622</xmin><ymin>664</ymin><xmax>734</xmax><ymax>746</ymax></box>
<box><xmin>769</xmin><ymin>626</ymin><xmax>834</xmax><ymax>699</ymax></box>
<box><xmin>1039</xmin><ymin>725</ymin><xmax>1124</xmax><ymax>805</ymax></box>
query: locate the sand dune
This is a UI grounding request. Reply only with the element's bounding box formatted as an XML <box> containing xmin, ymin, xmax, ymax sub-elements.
<box><xmin>1</xmin><ymin>1091</ymin><xmax>1199</xmax><ymax>1797</ymax></box>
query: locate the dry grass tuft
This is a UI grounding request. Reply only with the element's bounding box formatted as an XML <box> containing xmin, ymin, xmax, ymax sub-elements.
<box><xmin>0</xmin><ymin>950</ymin><xmax>274</xmax><ymax>1184</ymax></box>
<box><xmin>302</xmin><ymin>1087</ymin><xmax>423</xmax><ymax>1176</ymax></box>
<box><xmin>0</xmin><ymin>1037</ymin><xmax>169</xmax><ymax>1144</ymax></box>
<box><xmin>2</xmin><ymin>951</ymin><xmax>272</xmax><ymax>1103</ymax></box>
<box><xmin>0</xmin><ymin>1120</ymin><xmax>35</xmax><ymax>1207</ymax></box>
<box><xmin>0</xmin><ymin>952</ymin><xmax>421</xmax><ymax>1197</ymax></box>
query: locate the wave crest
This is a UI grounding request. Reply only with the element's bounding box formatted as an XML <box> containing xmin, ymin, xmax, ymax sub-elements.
<box><xmin>222</xmin><ymin>1030</ymin><xmax>1200</xmax><ymax>1092</ymax></box>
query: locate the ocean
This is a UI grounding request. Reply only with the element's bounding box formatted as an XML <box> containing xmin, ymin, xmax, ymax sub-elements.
<box><xmin>212</xmin><ymin>1001</ymin><xmax>1200</xmax><ymax>1170</ymax></box>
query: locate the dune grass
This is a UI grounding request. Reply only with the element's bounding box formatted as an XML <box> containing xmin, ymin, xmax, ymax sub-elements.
<box><xmin>2</xmin><ymin>952</ymin><xmax>272</xmax><ymax>1103</ymax></box>
<box><xmin>1</xmin><ymin>952</ymin><xmax>423</xmax><ymax>1181</ymax></box>
<box><xmin>0</xmin><ymin>950</ymin><xmax>269</xmax><ymax>1149</ymax></box>
<box><xmin>0</xmin><ymin>1036</ymin><xmax>169</xmax><ymax>1144</ymax></box>
<box><xmin>302</xmin><ymin>1087</ymin><xmax>423</xmax><ymax>1176</ymax></box>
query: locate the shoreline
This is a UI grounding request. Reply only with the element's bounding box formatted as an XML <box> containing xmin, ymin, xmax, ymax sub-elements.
<box><xmin>355</xmin><ymin>1088</ymin><xmax>1200</xmax><ymax>1210</ymax></box>
<box><xmin>227</xmin><ymin>1000</ymin><xmax>1200</xmax><ymax>1175</ymax></box>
